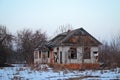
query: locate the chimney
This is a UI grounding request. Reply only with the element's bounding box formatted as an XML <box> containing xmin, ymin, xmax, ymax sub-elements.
<box><xmin>67</xmin><ymin>29</ymin><xmax>71</xmax><ymax>32</ymax></box>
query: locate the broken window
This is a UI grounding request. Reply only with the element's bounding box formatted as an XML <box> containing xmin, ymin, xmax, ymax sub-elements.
<box><xmin>34</xmin><ymin>51</ymin><xmax>38</xmax><ymax>59</ymax></box>
<box><xmin>93</xmin><ymin>51</ymin><xmax>98</xmax><ymax>61</ymax></box>
<box><xmin>93</xmin><ymin>51</ymin><xmax>98</xmax><ymax>54</ymax></box>
<box><xmin>69</xmin><ymin>47</ymin><xmax>77</xmax><ymax>59</ymax></box>
<box><xmin>83</xmin><ymin>46</ymin><xmax>91</xmax><ymax>59</ymax></box>
<box><xmin>54</xmin><ymin>52</ymin><xmax>58</xmax><ymax>63</ymax></box>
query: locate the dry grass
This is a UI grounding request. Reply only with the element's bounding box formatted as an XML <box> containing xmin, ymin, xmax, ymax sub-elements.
<box><xmin>48</xmin><ymin>63</ymin><xmax>99</xmax><ymax>70</ymax></box>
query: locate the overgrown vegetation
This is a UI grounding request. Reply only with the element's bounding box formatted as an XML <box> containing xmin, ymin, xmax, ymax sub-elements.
<box><xmin>15</xmin><ymin>29</ymin><xmax>47</xmax><ymax>66</ymax></box>
<box><xmin>99</xmin><ymin>35</ymin><xmax>120</xmax><ymax>68</ymax></box>
<box><xmin>0</xmin><ymin>25</ymin><xmax>47</xmax><ymax>66</ymax></box>
<box><xmin>0</xmin><ymin>25</ymin><xmax>13</xmax><ymax>66</ymax></box>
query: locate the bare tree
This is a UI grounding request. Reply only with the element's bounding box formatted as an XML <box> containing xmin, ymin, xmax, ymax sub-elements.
<box><xmin>0</xmin><ymin>25</ymin><xmax>13</xmax><ymax>65</ymax></box>
<box><xmin>16</xmin><ymin>28</ymin><xmax>47</xmax><ymax>66</ymax></box>
<box><xmin>54</xmin><ymin>24</ymin><xmax>73</xmax><ymax>36</ymax></box>
<box><xmin>99</xmin><ymin>34</ymin><xmax>120</xmax><ymax>68</ymax></box>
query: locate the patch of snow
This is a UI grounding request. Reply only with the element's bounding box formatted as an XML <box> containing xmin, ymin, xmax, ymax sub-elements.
<box><xmin>0</xmin><ymin>65</ymin><xmax>120</xmax><ymax>80</ymax></box>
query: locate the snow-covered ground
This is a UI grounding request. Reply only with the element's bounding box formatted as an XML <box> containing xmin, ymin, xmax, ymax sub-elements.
<box><xmin>0</xmin><ymin>64</ymin><xmax>120</xmax><ymax>80</ymax></box>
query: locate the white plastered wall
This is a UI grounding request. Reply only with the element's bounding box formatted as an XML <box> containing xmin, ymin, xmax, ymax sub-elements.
<box><xmin>50</xmin><ymin>46</ymin><xmax>99</xmax><ymax>64</ymax></box>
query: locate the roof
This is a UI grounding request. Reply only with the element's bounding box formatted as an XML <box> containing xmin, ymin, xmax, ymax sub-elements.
<box><xmin>34</xmin><ymin>41</ymin><xmax>49</xmax><ymax>52</ymax></box>
<box><xmin>47</xmin><ymin>28</ymin><xmax>102</xmax><ymax>47</ymax></box>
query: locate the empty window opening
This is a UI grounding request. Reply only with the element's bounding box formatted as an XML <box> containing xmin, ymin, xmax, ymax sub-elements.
<box><xmin>34</xmin><ymin>51</ymin><xmax>38</xmax><ymax>59</ymax></box>
<box><xmin>69</xmin><ymin>47</ymin><xmax>77</xmax><ymax>59</ymax></box>
<box><xmin>93</xmin><ymin>51</ymin><xmax>98</xmax><ymax>54</ymax></box>
<box><xmin>93</xmin><ymin>51</ymin><xmax>98</xmax><ymax>56</ymax></box>
<box><xmin>83</xmin><ymin>47</ymin><xmax>90</xmax><ymax>59</ymax></box>
<box><xmin>54</xmin><ymin>52</ymin><xmax>58</xmax><ymax>63</ymax></box>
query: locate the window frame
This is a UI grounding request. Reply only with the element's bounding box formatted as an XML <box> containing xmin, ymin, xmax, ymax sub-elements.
<box><xmin>34</xmin><ymin>51</ymin><xmax>39</xmax><ymax>59</ymax></box>
<box><xmin>83</xmin><ymin>46</ymin><xmax>91</xmax><ymax>59</ymax></box>
<box><xmin>69</xmin><ymin>47</ymin><xmax>77</xmax><ymax>59</ymax></box>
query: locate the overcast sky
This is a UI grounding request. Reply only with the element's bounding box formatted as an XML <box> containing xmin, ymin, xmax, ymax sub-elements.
<box><xmin>0</xmin><ymin>0</ymin><xmax>120</xmax><ymax>41</ymax></box>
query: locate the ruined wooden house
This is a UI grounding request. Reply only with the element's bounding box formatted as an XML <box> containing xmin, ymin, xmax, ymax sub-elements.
<box><xmin>34</xmin><ymin>28</ymin><xmax>102</xmax><ymax>69</ymax></box>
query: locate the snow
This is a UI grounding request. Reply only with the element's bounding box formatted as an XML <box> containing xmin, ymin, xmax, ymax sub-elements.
<box><xmin>0</xmin><ymin>65</ymin><xmax>120</xmax><ymax>80</ymax></box>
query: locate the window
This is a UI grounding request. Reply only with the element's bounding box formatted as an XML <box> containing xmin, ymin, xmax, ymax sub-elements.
<box><xmin>57</xmin><ymin>47</ymin><xmax>59</xmax><ymax>50</ymax></box>
<box><xmin>34</xmin><ymin>51</ymin><xmax>38</xmax><ymax>59</ymax></box>
<box><xmin>93</xmin><ymin>51</ymin><xmax>98</xmax><ymax>56</ymax></box>
<box><xmin>83</xmin><ymin>47</ymin><xmax>90</xmax><ymax>59</ymax></box>
<box><xmin>93</xmin><ymin>51</ymin><xmax>98</xmax><ymax>60</ymax></box>
<box><xmin>69</xmin><ymin>47</ymin><xmax>77</xmax><ymax>59</ymax></box>
<box><xmin>54</xmin><ymin>52</ymin><xmax>58</xmax><ymax>63</ymax></box>
<box><xmin>93</xmin><ymin>51</ymin><xmax>98</xmax><ymax>54</ymax></box>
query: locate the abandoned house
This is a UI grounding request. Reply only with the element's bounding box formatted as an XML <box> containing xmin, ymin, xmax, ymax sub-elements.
<box><xmin>34</xmin><ymin>28</ymin><xmax>102</xmax><ymax>69</ymax></box>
